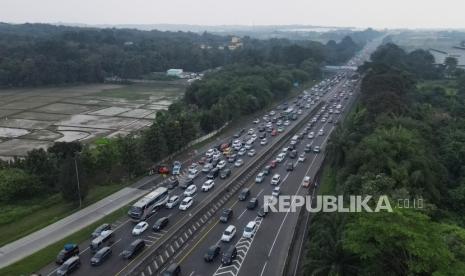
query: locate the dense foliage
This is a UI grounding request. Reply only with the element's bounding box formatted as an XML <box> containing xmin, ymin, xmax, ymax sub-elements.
<box><xmin>304</xmin><ymin>44</ymin><xmax>465</xmax><ymax>275</ymax></box>
<box><xmin>0</xmin><ymin>23</ymin><xmax>372</xmax><ymax>87</ymax></box>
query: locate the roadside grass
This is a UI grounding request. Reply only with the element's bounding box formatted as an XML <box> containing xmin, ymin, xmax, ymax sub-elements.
<box><xmin>0</xmin><ymin>205</ymin><xmax>129</xmax><ymax>276</ymax></box>
<box><xmin>317</xmin><ymin>166</ymin><xmax>337</xmax><ymax>195</ymax></box>
<box><xmin>0</xmin><ymin>183</ymin><xmax>126</xmax><ymax>247</ymax></box>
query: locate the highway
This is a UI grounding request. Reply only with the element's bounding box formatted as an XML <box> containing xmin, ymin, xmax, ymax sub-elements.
<box><xmin>39</xmin><ymin>71</ymin><xmax>338</xmax><ymax>276</ymax></box>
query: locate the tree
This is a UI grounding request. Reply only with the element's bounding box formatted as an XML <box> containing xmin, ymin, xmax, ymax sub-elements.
<box><xmin>445</xmin><ymin>56</ymin><xmax>458</xmax><ymax>77</ymax></box>
<box><xmin>23</xmin><ymin>148</ymin><xmax>58</xmax><ymax>193</ymax></box>
<box><xmin>48</xmin><ymin>141</ymin><xmax>82</xmax><ymax>159</ymax></box>
<box><xmin>117</xmin><ymin>136</ymin><xmax>142</xmax><ymax>177</ymax></box>
<box><xmin>142</xmin><ymin>122</ymin><xmax>169</xmax><ymax>162</ymax></box>
<box><xmin>58</xmin><ymin>156</ymin><xmax>88</xmax><ymax>202</ymax></box>
<box><xmin>0</xmin><ymin>168</ymin><xmax>40</xmax><ymax>203</ymax></box>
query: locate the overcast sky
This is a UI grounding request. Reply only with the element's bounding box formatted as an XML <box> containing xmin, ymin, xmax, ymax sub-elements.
<box><xmin>1</xmin><ymin>0</ymin><xmax>464</xmax><ymax>29</ymax></box>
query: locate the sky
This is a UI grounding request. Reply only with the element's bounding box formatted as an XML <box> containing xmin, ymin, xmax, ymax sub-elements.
<box><xmin>0</xmin><ymin>0</ymin><xmax>464</xmax><ymax>29</ymax></box>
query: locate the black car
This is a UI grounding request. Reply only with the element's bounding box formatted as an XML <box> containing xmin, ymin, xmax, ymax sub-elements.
<box><xmin>288</xmin><ymin>144</ymin><xmax>296</xmax><ymax>151</ymax></box>
<box><xmin>121</xmin><ymin>239</ymin><xmax>145</xmax><ymax>259</ymax></box>
<box><xmin>221</xmin><ymin>246</ymin><xmax>237</xmax><ymax>265</ymax></box>
<box><xmin>90</xmin><ymin>246</ymin><xmax>112</xmax><ymax>266</ymax></box>
<box><xmin>220</xmin><ymin>168</ymin><xmax>231</xmax><ymax>179</ymax></box>
<box><xmin>167</xmin><ymin>177</ymin><xmax>179</xmax><ymax>189</ymax></box>
<box><xmin>204</xmin><ymin>245</ymin><xmax>221</xmax><ymax>262</ymax></box>
<box><xmin>153</xmin><ymin>217</ymin><xmax>169</xmax><ymax>231</ymax></box>
<box><xmin>220</xmin><ymin>208</ymin><xmax>233</xmax><ymax>223</ymax></box>
<box><xmin>287</xmin><ymin>162</ymin><xmax>294</xmax><ymax>171</ymax></box>
<box><xmin>259</xmin><ymin>132</ymin><xmax>267</xmax><ymax>139</ymax></box>
<box><xmin>238</xmin><ymin>188</ymin><xmax>250</xmax><ymax>201</ymax></box>
<box><xmin>162</xmin><ymin>263</ymin><xmax>181</xmax><ymax>276</ymax></box>
<box><xmin>180</xmin><ymin>178</ymin><xmax>193</xmax><ymax>189</ymax></box>
<box><xmin>289</xmin><ymin>150</ymin><xmax>297</xmax><ymax>159</ymax></box>
<box><xmin>257</xmin><ymin>206</ymin><xmax>269</xmax><ymax>217</ymax></box>
<box><xmin>56</xmin><ymin>244</ymin><xmax>79</xmax><ymax>264</ymax></box>
<box><xmin>247</xmin><ymin>197</ymin><xmax>259</xmax><ymax>209</ymax></box>
<box><xmin>91</xmin><ymin>223</ymin><xmax>111</xmax><ymax>239</ymax></box>
<box><xmin>304</xmin><ymin>144</ymin><xmax>312</xmax><ymax>153</ymax></box>
<box><xmin>207</xmin><ymin>167</ymin><xmax>220</xmax><ymax>179</ymax></box>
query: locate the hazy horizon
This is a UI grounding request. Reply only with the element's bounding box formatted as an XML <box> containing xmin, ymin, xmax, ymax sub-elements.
<box><xmin>1</xmin><ymin>0</ymin><xmax>464</xmax><ymax>29</ymax></box>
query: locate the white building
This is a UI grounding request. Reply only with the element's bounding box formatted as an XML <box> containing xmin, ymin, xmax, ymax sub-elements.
<box><xmin>166</xmin><ymin>69</ymin><xmax>184</xmax><ymax>77</ymax></box>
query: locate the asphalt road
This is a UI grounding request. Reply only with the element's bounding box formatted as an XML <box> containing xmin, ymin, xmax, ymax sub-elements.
<box><xmin>38</xmin><ymin>74</ymin><xmax>336</xmax><ymax>276</ymax></box>
<box><xmin>174</xmin><ymin>76</ymin><xmax>354</xmax><ymax>276</ymax></box>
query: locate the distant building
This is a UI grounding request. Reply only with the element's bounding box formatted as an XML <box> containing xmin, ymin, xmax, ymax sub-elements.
<box><xmin>166</xmin><ymin>69</ymin><xmax>184</xmax><ymax>77</ymax></box>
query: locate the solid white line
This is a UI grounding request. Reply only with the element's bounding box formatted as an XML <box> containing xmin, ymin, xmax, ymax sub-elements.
<box><xmin>260</xmin><ymin>261</ymin><xmax>269</xmax><ymax>276</ymax></box>
<box><xmin>188</xmin><ymin>271</ymin><xmax>195</xmax><ymax>276</ymax></box>
<box><xmin>238</xmin><ymin>209</ymin><xmax>247</xmax><ymax>220</ymax></box>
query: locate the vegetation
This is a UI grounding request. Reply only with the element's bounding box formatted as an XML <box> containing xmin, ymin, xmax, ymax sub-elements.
<box><xmin>303</xmin><ymin>43</ymin><xmax>465</xmax><ymax>275</ymax></box>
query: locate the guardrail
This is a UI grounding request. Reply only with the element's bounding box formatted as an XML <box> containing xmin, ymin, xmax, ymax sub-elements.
<box><xmin>129</xmin><ymin>101</ymin><xmax>324</xmax><ymax>276</ymax></box>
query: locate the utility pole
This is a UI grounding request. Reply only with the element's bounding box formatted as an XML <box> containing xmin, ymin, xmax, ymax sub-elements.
<box><xmin>74</xmin><ymin>155</ymin><xmax>82</xmax><ymax>209</ymax></box>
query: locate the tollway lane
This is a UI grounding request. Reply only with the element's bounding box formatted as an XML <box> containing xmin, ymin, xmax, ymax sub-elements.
<box><xmin>176</xmin><ymin>101</ymin><xmax>342</xmax><ymax>276</ymax></box>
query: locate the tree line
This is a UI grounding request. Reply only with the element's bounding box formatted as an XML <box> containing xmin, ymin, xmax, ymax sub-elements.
<box><xmin>303</xmin><ymin>43</ymin><xmax>465</xmax><ymax>275</ymax></box>
<box><xmin>0</xmin><ymin>23</ymin><xmax>379</xmax><ymax>87</ymax></box>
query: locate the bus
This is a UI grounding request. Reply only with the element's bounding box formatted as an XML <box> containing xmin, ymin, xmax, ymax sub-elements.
<box><xmin>128</xmin><ymin>187</ymin><xmax>169</xmax><ymax>222</ymax></box>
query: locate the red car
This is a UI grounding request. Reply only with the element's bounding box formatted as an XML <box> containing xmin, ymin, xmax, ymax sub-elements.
<box><xmin>270</xmin><ymin>160</ymin><xmax>277</xmax><ymax>168</ymax></box>
<box><xmin>271</xmin><ymin>129</ymin><xmax>277</xmax><ymax>136</ymax></box>
<box><xmin>198</xmin><ymin>157</ymin><xmax>207</xmax><ymax>165</ymax></box>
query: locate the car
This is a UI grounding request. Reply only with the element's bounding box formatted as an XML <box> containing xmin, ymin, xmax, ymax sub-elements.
<box><xmin>276</xmin><ymin>120</ymin><xmax>282</xmax><ymax>126</ymax></box>
<box><xmin>166</xmin><ymin>195</ymin><xmax>180</xmax><ymax>209</ymax></box>
<box><xmin>271</xmin><ymin>174</ymin><xmax>281</xmax><ymax>185</ymax></box>
<box><xmin>245</xmin><ymin>143</ymin><xmax>253</xmax><ymax>150</ymax></box>
<box><xmin>206</xmin><ymin>148</ymin><xmax>215</xmax><ymax>157</ymax></box>
<box><xmin>215</xmin><ymin>160</ymin><xmax>227</xmax><ymax>170</ymax></box>
<box><xmin>284</xmin><ymin>120</ymin><xmax>290</xmax><ymax>126</ymax></box>
<box><xmin>276</xmin><ymin>152</ymin><xmax>286</xmax><ymax>163</ymax></box>
<box><xmin>212</xmin><ymin>151</ymin><xmax>222</xmax><ymax>161</ymax></box>
<box><xmin>91</xmin><ymin>223</ymin><xmax>111</xmax><ymax>239</ymax></box>
<box><xmin>184</xmin><ymin>184</ymin><xmax>197</xmax><ymax>196</ymax></box>
<box><xmin>179</xmin><ymin>197</ymin><xmax>194</xmax><ymax>210</ymax></box>
<box><xmin>202</xmin><ymin>180</ymin><xmax>215</xmax><ymax>192</ymax></box>
<box><xmin>260</xmin><ymin>138</ymin><xmax>268</xmax><ymax>145</ymax></box>
<box><xmin>121</xmin><ymin>239</ymin><xmax>145</xmax><ymax>259</ymax></box>
<box><xmin>172</xmin><ymin>161</ymin><xmax>182</xmax><ymax>175</ymax></box>
<box><xmin>253</xmin><ymin>118</ymin><xmax>260</xmax><ymax>124</ymax></box>
<box><xmin>220</xmin><ymin>208</ymin><xmax>234</xmax><ymax>223</ymax></box>
<box><xmin>298</xmin><ymin>153</ymin><xmax>306</xmax><ymax>162</ymax></box>
<box><xmin>238</xmin><ymin>188</ymin><xmax>250</xmax><ymax>201</ymax></box>
<box><xmin>271</xmin><ymin>129</ymin><xmax>277</xmax><ymax>136</ymax></box>
<box><xmin>242</xmin><ymin>221</ymin><xmax>258</xmax><ymax>238</ymax></box>
<box><xmin>318</xmin><ymin>129</ymin><xmax>324</xmax><ymax>136</ymax></box>
<box><xmin>167</xmin><ymin>176</ymin><xmax>179</xmax><ymax>189</ymax></box>
<box><xmin>202</xmin><ymin>163</ymin><xmax>213</xmax><ymax>173</ymax></box>
<box><xmin>57</xmin><ymin>256</ymin><xmax>81</xmax><ymax>275</ymax></box>
<box><xmin>221</xmin><ymin>246</ymin><xmax>237</xmax><ymax>265</ymax></box>
<box><xmin>234</xmin><ymin>159</ymin><xmax>244</xmax><ymax>167</ymax></box>
<box><xmin>259</xmin><ymin>132</ymin><xmax>267</xmax><ymax>139</ymax></box>
<box><xmin>313</xmin><ymin>146</ymin><xmax>321</xmax><ymax>153</ymax></box>
<box><xmin>272</xmin><ymin>186</ymin><xmax>281</xmax><ymax>197</ymax></box>
<box><xmin>247</xmin><ymin>149</ymin><xmax>256</xmax><ymax>157</ymax></box>
<box><xmin>248</xmin><ymin>128</ymin><xmax>254</xmax><ymax>135</ymax></box>
<box><xmin>204</xmin><ymin>244</ymin><xmax>221</xmax><ymax>262</ymax></box>
<box><xmin>180</xmin><ymin>178</ymin><xmax>194</xmax><ymax>189</ymax></box>
<box><xmin>132</xmin><ymin>221</ymin><xmax>148</xmax><ymax>235</ymax></box>
<box><xmin>238</xmin><ymin>147</ymin><xmax>247</xmax><ymax>156</ymax></box>
<box><xmin>262</xmin><ymin>165</ymin><xmax>271</xmax><ymax>175</ymax></box>
<box><xmin>277</xmin><ymin>127</ymin><xmax>284</xmax><ymax>133</ymax></box>
<box><xmin>162</xmin><ymin>263</ymin><xmax>181</xmax><ymax>276</ymax></box>
<box><xmin>187</xmin><ymin>168</ymin><xmax>199</xmax><ymax>180</ymax></box>
<box><xmin>286</xmin><ymin>161</ymin><xmax>294</xmax><ymax>171</ymax></box>
<box><xmin>89</xmin><ymin>229</ymin><xmax>114</xmax><ymax>253</ymax></box>
<box><xmin>247</xmin><ymin>197</ymin><xmax>259</xmax><ymax>209</ymax></box>
<box><xmin>304</xmin><ymin>144</ymin><xmax>312</xmax><ymax>153</ymax></box>
<box><xmin>220</xmin><ymin>168</ymin><xmax>231</xmax><ymax>179</ymax></box>
<box><xmin>255</xmin><ymin>172</ymin><xmax>265</xmax><ymax>183</ymax></box>
<box><xmin>207</xmin><ymin>167</ymin><xmax>220</xmax><ymax>179</ymax></box>
<box><xmin>289</xmin><ymin>150</ymin><xmax>297</xmax><ymax>159</ymax></box>
<box><xmin>152</xmin><ymin>217</ymin><xmax>169</xmax><ymax>231</ymax></box>
<box><xmin>257</xmin><ymin>206</ymin><xmax>269</xmax><ymax>217</ymax></box>
<box><xmin>270</xmin><ymin>160</ymin><xmax>277</xmax><ymax>168</ymax></box>
<box><xmin>308</xmin><ymin>132</ymin><xmax>315</xmax><ymax>139</ymax></box>
<box><xmin>56</xmin><ymin>244</ymin><xmax>79</xmax><ymax>265</ymax></box>
<box><xmin>90</xmin><ymin>246</ymin><xmax>112</xmax><ymax>266</ymax></box>
<box><xmin>221</xmin><ymin>225</ymin><xmax>236</xmax><ymax>242</ymax></box>
<box><xmin>301</xmin><ymin>176</ymin><xmax>312</xmax><ymax>188</ymax></box>
<box><xmin>227</xmin><ymin>154</ymin><xmax>237</xmax><ymax>163</ymax></box>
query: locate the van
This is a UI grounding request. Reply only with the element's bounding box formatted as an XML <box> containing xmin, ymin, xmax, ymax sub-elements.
<box><xmin>90</xmin><ymin>230</ymin><xmax>114</xmax><ymax>253</ymax></box>
<box><xmin>56</xmin><ymin>256</ymin><xmax>80</xmax><ymax>276</ymax></box>
<box><xmin>162</xmin><ymin>263</ymin><xmax>181</xmax><ymax>276</ymax></box>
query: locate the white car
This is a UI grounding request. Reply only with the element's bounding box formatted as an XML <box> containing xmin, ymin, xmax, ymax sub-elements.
<box><xmin>298</xmin><ymin>153</ymin><xmax>306</xmax><ymax>162</ymax></box>
<box><xmin>206</xmin><ymin>148</ymin><xmax>215</xmax><ymax>157</ymax></box>
<box><xmin>188</xmin><ymin>168</ymin><xmax>199</xmax><ymax>179</ymax></box>
<box><xmin>318</xmin><ymin>129</ymin><xmax>324</xmax><ymax>136</ymax></box>
<box><xmin>202</xmin><ymin>163</ymin><xmax>213</xmax><ymax>173</ymax></box>
<box><xmin>271</xmin><ymin>174</ymin><xmax>281</xmax><ymax>185</ymax></box>
<box><xmin>245</xmin><ymin>143</ymin><xmax>253</xmax><ymax>150</ymax></box>
<box><xmin>221</xmin><ymin>225</ymin><xmax>236</xmax><ymax>242</ymax></box>
<box><xmin>284</xmin><ymin>120</ymin><xmax>290</xmax><ymax>126</ymax></box>
<box><xmin>269</xmin><ymin>110</ymin><xmax>276</xmax><ymax>116</ymax></box>
<box><xmin>132</xmin><ymin>221</ymin><xmax>148</xmax><ymax>235</ymax></box>
<box><xmin>184</xmin><ymin>184</ymin><xmax>197</xmax><ymax>196</ymax></box>
<box><xmin>248</xmin><ymin>128</ymin><xmax>254</xmax><ymax>135</ymax></box>
<box><xmin>234</xmin><ymin>159</ymin><xmax>244</xmax><ymax>167</ymax></box>
<box><xmin>202</xmin><ymin>180</ymin><xmax>215</xmax><ymax>192</ymax></box>
<box><xmin>253</xmin><ymin>118</ymin><xmax>260</xmax><ymax>124</ymax></box>
<box><xmin>308</xmin><ymin>132</ymin><xmax>314</xmax><ymax>139</ymax></box>
<box><xmin>277</xmin><ymin>127</ymin><xmax>284</xmax><ymax>133</ymax></box>
<box><xmin>272</xmin><ymin>186</ymin><xmax>281</xmax><ymax>197</ymax></box>
<box><xmin>179</xmin><ymin>197</ymin><xmax>194</xmax><ymax>210</ymax></box>
<box><xmin>302</xmin><ymin>176</ymin><xmax>311</xmax><ymax>188</ymax></box>
<box><xmin>242</xmin><ymin>221</ymin><xmax>258</xmax><ymax>238</ymax></box>
<box><xmin>313</xmin><ymin>146</ymin><xmax>321</xmax><ymax>153</ymax></box>
<box><xmin>238</xmin><ymin>148</ymin><xmax>247</xmax><ymax>156</ymax></box>
<box><xmin>217</xmin><ymin>160</ymin><xmax>227</xmax><ymax>170</ymax></box>
<box><xmin>276</xmin><ymin>152</ymin><xmax>286</xmax><ymax>163</ymax></box>
<box><xmin>212</xmin><ymin>151</ymin><xmax>222</xmax><ymax>160</ymax></box>
<box><xmin>166</xmin><ymin>195</ymin><xmax>180</xmax><ymax>209</ymax></box>
<box><xmin>276</xmin><ymin>120</ymin><xmax>282</xmax><ymax>126</ymax></box>
<box><xmin>260</xmin><ymin>138</ymin><xmax>268</xmax><ymax>145</ymax></box>
<box><xmin>255</xmin><ymin>172</ymin><xmax>265</xmax><ymax>183</ymax></box>
<box><xmin>247</xmin><ymin>149</ymin><xmax>256</xmax><ymax>157</ymax></box>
